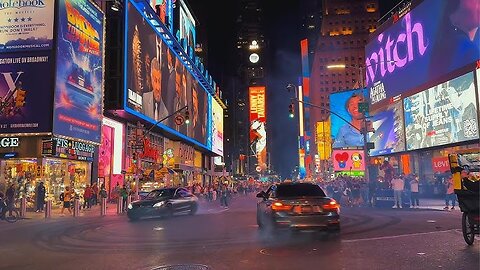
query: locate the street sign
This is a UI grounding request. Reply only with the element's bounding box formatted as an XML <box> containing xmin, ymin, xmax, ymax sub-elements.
<box><xmin>175</xmin><ymin>115</ymin><xmax>185</xmax><ymax>126</ymax></box>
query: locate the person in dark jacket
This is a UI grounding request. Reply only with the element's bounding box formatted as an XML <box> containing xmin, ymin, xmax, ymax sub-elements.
<box><xmin>35</xmin><ymin>182</ymin><xmax>46</xmax><ymax>212</ymax></box>
<box><xmin>5</xmin><ymin>184</ymin><xmax>15</xmax><ymax>217</ymax></box>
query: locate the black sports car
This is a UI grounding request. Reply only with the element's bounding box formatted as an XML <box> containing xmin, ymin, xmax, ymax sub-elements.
<box><xmin>127</xmin><ymin>187</ymin><xmax>198</xmax><ymax>221</ymax></box>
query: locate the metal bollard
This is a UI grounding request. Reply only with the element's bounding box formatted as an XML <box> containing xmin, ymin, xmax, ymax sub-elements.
<box><xmin>100</xmin><ymin>197</ymin><xmax>107</xmax><ymax>216</ymax></box>
<box><xmin>117</xmin><ymin>197</ymin><xmax>123</xmax><ymax>214</ymax></box>
<box><xmin>20</xmin><ymin>197</ymin><xmax>27</xmax><ymax>218</ymax></box>
<box><xmin>127</xmin><ymin>195</ymin><xmax>132</xmax><ymax>209</ymax></box>
<box><xmin>73</xmin><ymin>199</ymin><xmax>80</xmax><ymax>217</ymax></box>
<box><xmin>44</xmin><ymin>200</ymin><xmax>52</xmax><ymax>219</ymax></box>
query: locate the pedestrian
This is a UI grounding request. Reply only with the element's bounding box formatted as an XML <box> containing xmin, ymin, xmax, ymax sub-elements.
<box><xmin>212</xmin><ymin>187</ymin><xmax>217</xmax><ymax>201</ymax></box>
<box><xmin>91</xmin><ymin>183</ymin><xmax>99</xmax><ymax>205</ymax></box>
<box><xmin>391</xmin><ymin>174</ymin><xmax>404</xmax><ymax>208</ymax></box>
<box><xmin>60</xmin><ymin>186</ymin><xmax>73</xmax><ymax>216</ymax></box>
<box><xmin>5</xmin><ymin>184</ymin><xmax>15</xmax><ymax>217</ymax></box>
<box><xmin>410</xmin><ymin>175</ymin><xmax>420</xmax><ymax>208</ymax></box>
<box><xmin>99</xmin><ymin>184</ymin><xmax>108</xmax><ymax>201</ymax></box>
<box><xmin>444</xmin><ymin>175</ymin><xmax>456</xmax><ymax>210</ymax></box>
<box><xmin>113</xmin><ymin>182</ymin><xmax>120</xmax><ymax>203</ymax></box>
<box><xmin>35</xmin><ymin>181</ymin><xmax>46</xmax><ymax>213</ymax></box>
<box><xmin>120</xmin><ymin>185</ymin><xmax>128</xmax><ymax>212</ymax></box>
<box><xmin>220</xmin><ymin>184</ymin><xmax>228</xmax><ymax>208</ymax></box>
<box><xmin>83</xmin><ymin>185</ymin><xmax>92</xmax><ymax>209</ymax></box>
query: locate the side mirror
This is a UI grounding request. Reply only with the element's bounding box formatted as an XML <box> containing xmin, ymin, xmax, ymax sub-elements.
<box><xmin>256</xmin><ymin>191</ymin><xmax>266</xmax><ymax>198</ymax></box>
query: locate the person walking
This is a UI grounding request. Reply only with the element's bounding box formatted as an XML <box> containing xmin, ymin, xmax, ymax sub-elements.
<box><xmin>391</xmin><ymin>174</ymin><xmax>405</xmax><ymax>208</ymax></box>
<box><xmin>410</xmin><ymin>175</ymin><xmax>420</xmax><ymax>208</ymax></box>
<box><xmin>91</xmin><ymin>183</ymin><xmax>99</xmax><ymax>206</ymax></box>
<box><xmin>5</xmin><ymin>184</ymin><xmax>16</xmax><ymax>217</ymax></box>
<box><xmin>60</xmin><ymin>186</ymin><xmax>73</xmax><ymax>216</ymax></box>
<box><xmin>83</xmin><ymin>185</ymin><xmax>92</xmax><ymax>209</ymax></box>
<box><xmin>220</xmin><ymin>184</ymin><xmax>229</xmax><ymax>208</ymax></box>
<box><xmin>444</xmin><ymin>176</ymin><xmax>456</xmax><ymax>210</ymax></box>
<box><xmin>120</xmin><ymin>185</ymin><xmax>128</xmax><ymax>212</ymax></box>
<box><xmin>35</xmin><ymin>182</ymin><xmax>46</xmax><ymax>213</ymax></box>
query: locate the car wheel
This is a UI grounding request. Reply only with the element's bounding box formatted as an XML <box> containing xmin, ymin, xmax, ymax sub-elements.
<box><xmin>189</xmin><ymin>204</ymin><xmax>198</xmax><ymax>215</ymax></box>
<box><xmin>257</xmin><ymin>212</ymin><xmax>264</xmax><ymax>228</ymax></box>
<box><xmin>165</xmin><ymin>204</ymin><xmax>174</xmax><ymax>218</ymax></box>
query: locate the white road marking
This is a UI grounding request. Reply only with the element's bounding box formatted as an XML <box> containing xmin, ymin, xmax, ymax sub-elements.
<box><xmin>153</xmin><ymin>226</ymin><xmax>164</xmax><ymax>231</ymax></box>
<box><xmin>426</xmin><ymin>220</ymin><xmax>436</xmax><ymax>223</ymax></box>
<box><xmin>341</xmin><ymin>229</ymin><xmax>456</xmax><ymax>243</ymax></box>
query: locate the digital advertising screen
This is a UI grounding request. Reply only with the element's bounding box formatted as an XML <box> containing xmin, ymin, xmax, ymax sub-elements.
<box><xmin>332</xmin><ymin>149</ymin><xmax>366</xmax><ymax>172</ymax></box>
<box><xmin>404</xmin><ymin>71</ymin><xmax>479</xmax><ymax>151</ymax></box>
<box><xmin>0</xmin><ymin>52</ymin><xmax>54</xmax><ymax>133</ymax></box>
<box><xmin>211</xmin><ymin>98</ymin><xmax>224</xmax><ymax>156</ymax></box>
<box><xmin>369</xmin><ymin>101</ymin><xmax>406</xmax><ymax>156</ymax></box>
<box><xmin>0</xmin><ymin>0</ymin><xmax>55</xmax><ymax>52</ymax></box>
<box><xmin>249</xmin><ymin>86</ymin><xmax>267</xmax><ymax>172</ymax></box>
<box><xmin>329</xmin><ymin>88</ymin><xmax>368</xmax><ymax>149</ymax></box>
<box><xmin>178</xmin><ymin>0</ymin><xmax>196</xmax><ymax>50</ymax></box>
<box><xmin>125</xmin><ymin>1</ymin><xmax>210</xmax><ymax>149</ymax></box>
<box><xmin>365</xmin><ymin>0</ymin><xmax>480</xmax><ymax>110</ymax></box>
<box><xmin>53</xmin><ymin>0</ymin><xmax>104</xmax><ymax>144</ymax></box>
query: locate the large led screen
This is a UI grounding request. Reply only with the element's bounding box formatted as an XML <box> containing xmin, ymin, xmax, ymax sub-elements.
<box><xmin>249</xmin><ymin>86</ymin><xmax>267</xmax><ymax>171</ymax></box>
<box><xmin>332</xmin><ymin>149</ymin><xmax>366</xmax><ymax>172</ymax></box>
<box><xmin>0</xmin><ymin>0</ymin><xmax>55</xmax><ymax>52</ymax></box>
<box><xmin>211</xmin><ymin>98</ymin><xmax>224</xmax><ymax>156</ymax></box>
<box><xmin>177</xmin><ymin>0</ymin><xmax>196</xmax><ymax>50</ymax></box>
<box><xmin>53</xmin><ymin>0</ymin><xmax>104</xmax><ymax>144</ymax></box>
<box><xmin>0</xmin><ymin>52</ymin><xmax>54</xmax><ymax>133</ymax></box>
<box><xmin>126</xmin><ymin>2</ymin><xmax>209</xmax><ymax>148</ymax></box>
<box><xmin>330</xmin><ymin>88</ymin><xmax>368</xmax><ymax>149</ymax></box>
<box><xmin>404</xmin><ymin>72</ymin><xmax>479</xmax><ymax>151</ymax></box>
<box><xmin>366</xmin><ymin>0</ymin><xmax>480</xmax><ymax>110</ymax></box>
<box><xmin>369</xmin><ymin>101</ymin><xmax>405</xmax><ymax>156</ymax></box>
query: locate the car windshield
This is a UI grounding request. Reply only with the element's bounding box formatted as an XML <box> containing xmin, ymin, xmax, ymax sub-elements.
<box><xmin>145</xmin><ymin>189</ymin><xmax>172</xmax><ymax>199</ymax></box>
<box><xmin>274</xmin><ymin>184</ymin><xmax>326</xmax><ymax>198</ymax></box>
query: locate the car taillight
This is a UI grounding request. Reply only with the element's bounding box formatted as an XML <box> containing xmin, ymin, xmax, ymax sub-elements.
<box><xmin>323</xmin><ymin>199</ymin><xmax>339</xmax><ymax>211</ymax></box>
<box><xmin>271</xmin><ymin>202</ymin><xmax>293</xmax><ymax>211</ymax></box>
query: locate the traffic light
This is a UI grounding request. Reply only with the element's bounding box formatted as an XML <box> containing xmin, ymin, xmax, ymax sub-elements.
<box><xmin>288</xmin><ymin>102</ymin><xmax>295</xmax><ymax>118</ymax></box>
<box><xmin>15</xmin><ymin>89</ymin><xmax>26</xmax><ymax>107</ymax></box>
<box><xmin>132</xmin><ymin>152</ymin><xmax>137</xmax><ymax>163</ymax></box>
<box><xmin>184</xmin><ymin>109</ymin><xmax>190</xmax><ymax>125</ymax></box>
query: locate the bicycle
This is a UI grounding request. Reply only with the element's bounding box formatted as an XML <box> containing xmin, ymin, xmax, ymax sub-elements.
<box><xmin>0</xmin><ymin>199</ymin><xmax>19</xmax><ymax>223</ymax></box>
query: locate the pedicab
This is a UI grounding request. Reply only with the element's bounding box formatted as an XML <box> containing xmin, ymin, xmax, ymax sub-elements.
<box><xmin>449</xmin><ymin>151</ymin><xmax>480</xmax><ymax>245</ymax></box>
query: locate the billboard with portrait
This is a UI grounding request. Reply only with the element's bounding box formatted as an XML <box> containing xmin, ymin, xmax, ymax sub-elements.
<box><xmin>125</xmin><ymin>2</ymin><xmax>209</xmax><ymax>148</ymax></box>
<box><xmin>0</xmin><ymin>52</ymin><xmax>54</xmax><ymax>133</ymax></box>
<box><xmin>404</xmin><ymin>71</ymin><xmax>479</xmax><ymax>151</ymax></box>
<box><xmin>151</xmin><ymin>0</ymin><xmax>172</xmax><ymax>28</ymax></box>
<box><xmin>329</xmin><ymin>88</ymin><xmax>368</xmax><ymax>149</ymax></box>
<box><xmin>211</xmin><ymin>98</ymin><xmax>224</xmax><ymax>156</ymax></box>
<box><xmin>0</xmin><ymin>0</ymin><xmax>55</xmax><ymax>52</ymax></box>
<box><xmin>369</xmin><ymin>101</ymin><xmax>405</xmax><ymax>156</ymax></box>
<box><xmin>365</xmin><ymin>0</ymin><xmax>480</xmax><ymax>111</ymax></box>
<box><xmin>249</xmin><ymin>86</ymin><xmax>267</xmax><ymax>172</ymax></box>
<box><xmin>53</xmin><ymin>0</ymin><xmax>104</xmax><ymax>144</ymax></box>
<box><xmin>332</xmin><ymin>149</ymin><xmax>365</xmax><ymax>172</ymax></box>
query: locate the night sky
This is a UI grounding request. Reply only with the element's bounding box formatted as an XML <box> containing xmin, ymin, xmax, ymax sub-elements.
<box><xmin>190</xmin><ymin>0</ymin><xmax>403</xmax><ymax>178</ymax></box>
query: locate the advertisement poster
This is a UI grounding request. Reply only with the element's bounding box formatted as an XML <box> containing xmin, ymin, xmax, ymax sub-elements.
<box><xmin>126</xmin><ymin>2</ymin><xmax>209</xmax><ymax>147</ymax></box>
<box><xmin>0</xmin><ymin>52</ymin><xmax>54</xmax><ymax>133</ymax></box>
<box><xmin>404</xmin><ymin>72</ymin><xmax>479</xmax><ymax>150</ymax></box>
<box><xmin>211</xmin><ymin>98</ymin><xmax>223</xmax><ymax>156</ymax></box>
<box><xmin>249</xmin><ymin>86</ymin><xmax>267</xmax><ymax>171</ymax></box>
<box><xmin>315</xmin><ymin>121</ymin><xmax>331</xmax><ymax>160</ymax></box>
<box><xmin>365</xmin><ymin>0</ymin><xmax>480</xmax><ymax>110</ymax></box>
<box><xmin>332</xmin><ymin>149</ymin><xmax>365</xmax><ymax>172</ymax></box>
<box><xmin>369</xmin><ymin>101</ymin><xmax>406</xmax><ymax>156</ymax></box>
<box><xmin>0</xmin><ymin>0</ymin><xmax>55</xmax><ymax>52</ymax></box>
<box><xmin>53</xmin><ymin>0</ymin><xmax>104</xmax><ymax>144</ymax></box>
<box><xmin>177</xmin><ymin>0</ymin><xmax>196</xmax><ymax>50</ymax></box>
<box><xmin>329</xmin><ymin>88</ymin><xmax>368</xmax><ymax>149</ymax></box>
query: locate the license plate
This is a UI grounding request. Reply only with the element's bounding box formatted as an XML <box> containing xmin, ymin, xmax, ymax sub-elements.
<box><xmin>293</xmin><ymin>206</ymin><xmax>322</xmax><ymax>213</ymax></box>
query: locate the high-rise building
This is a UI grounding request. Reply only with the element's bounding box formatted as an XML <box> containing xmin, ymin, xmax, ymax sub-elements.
<box><xmin>307</xmin><ymin>0</ymin><xmax>379</xmax><ymax>175</ymax></box>
<box><xmin>228</xmin><ymin>0</ymin><xmax>268</xmax><ymax>176</ymax></box>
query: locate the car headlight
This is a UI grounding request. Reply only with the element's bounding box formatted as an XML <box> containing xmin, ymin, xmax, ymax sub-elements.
<box><xmin>153</xmin><ymin>201</ymin><xmax>166</xmax><ymax>208</ymax></box>
<box><xmin>127</xmin><ymin>203</ymin><xmax>133</xmax><ymax>209</ymax></box>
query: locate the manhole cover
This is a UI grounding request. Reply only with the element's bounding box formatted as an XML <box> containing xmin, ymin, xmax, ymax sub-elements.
<box><xmin>151</xmin><ymin>264</ymin><xmax>210</xmax><ymax>270</ymax></box>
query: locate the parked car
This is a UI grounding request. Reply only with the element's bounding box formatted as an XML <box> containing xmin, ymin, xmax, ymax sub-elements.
<box><xmin>256</xmin><ymin>182</ymin><xmax>340</xmax><ymax>233</ymax></box>
<box><xmin>127</xmin><ymin>187</ymin><xmax>198</xmax><ymax>221</ymax></box>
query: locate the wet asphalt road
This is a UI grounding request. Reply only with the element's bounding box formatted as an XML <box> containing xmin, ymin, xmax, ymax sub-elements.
<box><xmin>0</xmin><ymin>195</ymin><xmax>478</xmax><ymax>270</ymax></box>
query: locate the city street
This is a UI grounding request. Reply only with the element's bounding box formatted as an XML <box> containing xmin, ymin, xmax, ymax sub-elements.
<box><xmin>1</xmin><ymin>195</ymin><xmax>478</xmax><ymax>270</ymax></box>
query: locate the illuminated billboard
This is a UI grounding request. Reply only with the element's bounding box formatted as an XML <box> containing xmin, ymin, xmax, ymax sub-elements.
<box><xmin>0</xmin><ymin>0</ymin><xmax>55</xmax><ymax>52</ymax></box>
<box><xmin>0</xmin><ymin>52</ymin><xmax>54</xmax><ymax>133</ymax></box>
<box><xmin>404</xmin><ymin>71</ymin><xmax>479</xmax><ymax>151</ymax></box>
<box><xmin>151</xmin><ymin>0</ymin><xmax>173</xmax><ymax>28</ymax></box>
<box><xmin>315</xmin><ymin>121</ymin><xmax>331</xmax><ymax>160</ymax></box>
<box><xmin>125</xmin><ymin>1</ymin><xmax>210</xmax><ymax>149</ymax></box>
<box><xmin>369</xmin><ymin>101</ymin><xmax>405</xmax><ymax>156</ymax></box>
<box><xmin>332</xmin><ymin>149</ymin><xmax>365</xmax><ymax>172</ymax></box>
<box><xmin>211</xmin><ymin>98</ymin><xmax>224</xmax><ymax>156</ymax></box>
<box><xmin>53</xmin><ymin>0</ymin><xmax>104</xmax><ymax>144</ymax></box>
<box><xmin>366</xmin><ymin>0</ymin><xmax>480</xmax><ymax>110</ymax></box>
<box><xmin>173</xmin><ymin>0</ymin><xmax>196</xmax><ymax>51</ymax></box>
<box><xmin>249</xmin><ymin>86</ymin><xmax>267</xmax><ymax>171</ymax></box>
<box><xmin>329</xmin><ymin>88</ymin><xmax>368</xmax><ymax>149</ymax></box>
